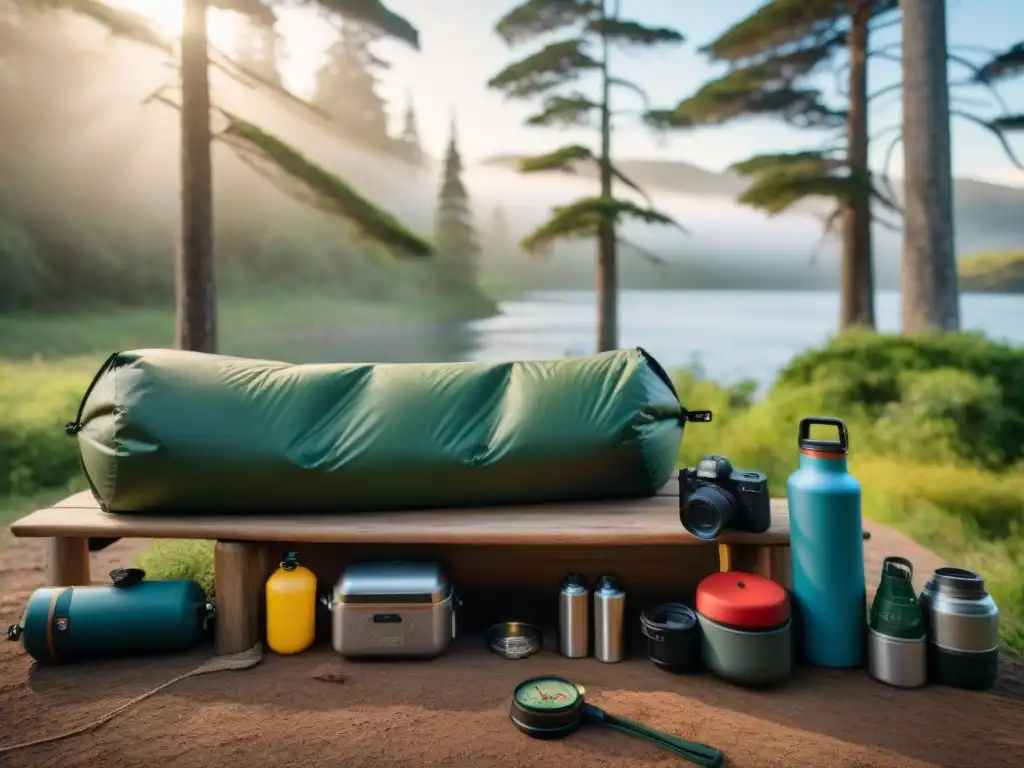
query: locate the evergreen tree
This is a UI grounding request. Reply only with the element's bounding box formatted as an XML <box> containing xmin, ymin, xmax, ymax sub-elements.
<box><xmin>654</xmin><ymin>0</ymin><xmax>901</xmax><ymax>331</ymax></box>
<box><xmin>397</xmin><ymin>90</ymin><xmax>425</xmax><ymax>165</ymax></box>
<box><xmin>48</xmin><ymin>0</ymin><xmax>429</xmax><ymax>352</ymax></box>
<box><xmin>233</xmin><ymin>13</ymin><xmax>284</xmax><ymax>87</ymax></box>
<box><xmin>900</xmin><ymin>0</ymin><xmax>957</xmax><ymax>333</ymax></box>
<box><xmin>433</xmin><ymin>114</ymin><xmax>490</xmax><ymax>311</ymax></box>
<box><xmin>659</xmin><ymin>0</ymin><xmax>1024</xmax><ymax>334</ymax></box>
<box><xmin>312</xmin><ymin>19</ymin><xmax>393</xmax><ymax>154</ymax></box>
<box><xmin>487</xmin><ymin>0</ymin><xmax>688</xmax><ymax>352</ymax></box>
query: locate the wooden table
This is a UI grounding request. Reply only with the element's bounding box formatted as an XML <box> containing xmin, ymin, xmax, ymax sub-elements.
<box><xmin>11</xmin><ymin>480</ymin><xmax>862</xmax><ymax>655</ymax></box>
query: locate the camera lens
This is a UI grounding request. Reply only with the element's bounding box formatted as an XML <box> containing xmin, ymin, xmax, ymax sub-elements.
<box><xmin>681</xmin><ymin>485</ymin><xmax>737</xmax><ymax>539</ymax></box>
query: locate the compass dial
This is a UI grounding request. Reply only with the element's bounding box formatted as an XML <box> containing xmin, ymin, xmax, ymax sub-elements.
<box><xmin>513</xmin><ymin>676</ymin><xmax>581</xmax><ymax>710</ymax></box>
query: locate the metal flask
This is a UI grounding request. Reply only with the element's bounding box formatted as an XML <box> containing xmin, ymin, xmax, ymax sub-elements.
<box><xmin>593</xmin><ymin>574</ymin><xmax>626</xmax><ymax>663</ymax></box>
<box><xmin>920</xmin><ymin>567</ymin><xmax>1000</xmax><ymax>690</ymax></box>
<box><xmin>558</xmin><ymin>573</ymin><xmax>590</xmax><ymax>658</ymax></box>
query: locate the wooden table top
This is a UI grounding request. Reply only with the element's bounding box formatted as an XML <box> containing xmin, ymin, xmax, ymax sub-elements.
<box><xmin>10</xmin><ymin>478</ymin><xmax>868</xmax><ymax>546</ymax></box>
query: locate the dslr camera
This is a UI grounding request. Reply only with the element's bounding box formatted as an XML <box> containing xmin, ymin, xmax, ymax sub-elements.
<box><xmin>679</xmin><ymin>455</ymin><xmax>771</xmax><ymax>540</ymax></box>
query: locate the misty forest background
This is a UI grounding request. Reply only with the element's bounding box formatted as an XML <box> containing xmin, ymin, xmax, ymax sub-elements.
<box><xmin>2</xmin><ymin>0</ymin><xmax>1024</xmax><ymax>658</ymax></box>
<box><xmin>3</xmin><ymin>0</ymin><xmax>1024</xmax><ymax>350</ymax></box>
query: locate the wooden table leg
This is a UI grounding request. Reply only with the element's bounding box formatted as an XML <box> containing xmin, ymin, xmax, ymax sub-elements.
<box><xmin>721</xmin><ymin>544</ymin><xmax>792</xmax><ymax>590</ymax></box>
<box><xmin>47</xmin><ymin>537</ymin><xmax>90</xmax><ymax>586</ymax></box>
<box><xmin>214</xmin><ymin>540</ymin><xmax>261</xmax><ymax>655</ymax></box>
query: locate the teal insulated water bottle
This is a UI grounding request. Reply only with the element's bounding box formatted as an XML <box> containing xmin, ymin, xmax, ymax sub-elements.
<box><xmin>787</xmin><ymin>417</ymin><xmax>866</xmax><ymax>668</ymax></box>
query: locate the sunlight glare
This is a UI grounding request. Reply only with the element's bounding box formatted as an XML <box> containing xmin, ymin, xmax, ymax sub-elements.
<box><xmin>110</xmin><ymin>0</ymin><xmax>242</xmax><ymax>53</ymax></box>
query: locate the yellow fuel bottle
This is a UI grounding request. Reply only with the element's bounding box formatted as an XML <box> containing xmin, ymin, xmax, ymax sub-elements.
<box><xmin>265</xmin><ymin>552</ymin><xmax>317</xmax><ymax>654</ymax></box>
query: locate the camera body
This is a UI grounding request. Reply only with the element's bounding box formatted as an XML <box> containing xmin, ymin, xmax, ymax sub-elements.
<box><xmin>679</xmin><ymin>455</ymin><xmax>771</xmax><ymax>540</ymax></box>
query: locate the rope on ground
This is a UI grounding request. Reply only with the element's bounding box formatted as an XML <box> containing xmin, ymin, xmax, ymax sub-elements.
<box><xmin>0</xmin><ymin>643</ymin><xmax>264</xmax><ymax>755</ymax></box>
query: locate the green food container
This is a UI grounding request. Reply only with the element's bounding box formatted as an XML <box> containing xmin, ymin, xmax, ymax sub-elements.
<box><xmin>696</xmin><ymin>572</ymin><xmax>793</xmax><ymax>687</ymax></box>
<box><xmin>6</xmin><ymin>569</ymin><xmax>213</xmax><ymax>664</ymax></box>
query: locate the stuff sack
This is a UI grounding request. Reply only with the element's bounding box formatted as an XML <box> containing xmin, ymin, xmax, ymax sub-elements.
<box><xmin>72</xmin><ymin>347</ymin><xmax>699</xmax><ymax>514</ymax></box>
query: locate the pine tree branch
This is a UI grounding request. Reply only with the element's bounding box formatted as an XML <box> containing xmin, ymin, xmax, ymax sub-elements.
<box><xmin>487</xmin><ymin>38</ymin><xmax>599</xmax><ymax>99</ymax></box>
<box><xmin>145</xmin><ymin>90</ymin><xmax>431</xmax><ymax>256</ymax></box>
<box><xmin>287</xmin><ymin>0</ymin><xmax>420</xmax><ymax>49</ymax></box>
<box><xmin>868</xmin><ymin>81</ymin><xmax>901</xmax><ymax>104</ymax></box>
<box><xmin>991</xmin><ymin>114</ymin><xmax>1024</xmax><ymax>131</ymax></box>
<box><xmin>664</xmin><ymin>61</ymin><xmax>846</xmax><ymax>130</ymax></box>
<box><xmin>495</xmin><ymin>0</ymin><xmax>599</xmax><ymax>46</ymax></box>
<box><xmin>618</xmin><ymin>236</ymin><xmax>668</xmax><ymax>266</ymax></box>
<box><xmin>519</xmin><ymin>145</ymin><xmax>595</xmax><ymax>173</ymax></box>
<box><xmin>607</xmin><ymin>76</ymin><xmax>650</xmax><ymax>110</ymax></box>
<box><xmin>699</xmin><ymin>0</ymin><xmax>847</xmax><ymax>63</ymax></box>
<box><xmin>731</xmin><ymin>151</ymin><xmax>846</xmax><ymax>176</ymax></box>
<box><xmin>586</xmin><ymin>18</ymin><xmax>684</xmax><ymax>48</ymax></box>
<box><xmin>609</xmin><ymin>161</ymin><xmax>653</xmax><ymax>206</ymax></box>
<box><xmin>946</xmin><ymin>52</ymin><xmax>1013</xmax><ymax>115</ymax></box>
<box><xmin>525</xmin><ymin>94</ymin><xmax>599</xmax><ymax>127</ymax></box>
<box><xmin>951</xmin><ymin>110</ymin><xmax>1024</xmax><ymax>169</ymax></box>
<box><xmin>969</xmin><ymin>42</ymin><xmax>1024</xmax><ymax>84</ymax></box>
<box><xmin>521</xmin><ymin>196</ymin><xmax>685</xmax><ymax>253</ymax></box>
<box><xmin>807</xmin><ymin>206</ymin><xmax>842</xmax><ymax>266</ymax></box>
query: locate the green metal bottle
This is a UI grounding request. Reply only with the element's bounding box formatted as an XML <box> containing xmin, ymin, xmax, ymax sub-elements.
<box><xmin>867</xmin><ymin>556</ymin><xmax>927</xmax><ymax>687</ymax></box>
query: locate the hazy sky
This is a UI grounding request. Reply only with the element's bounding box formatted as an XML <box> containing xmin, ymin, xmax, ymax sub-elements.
<box><xmin>124</xmin><ymin>0</ymin><xmax>1024</xmax><ymax>184</ymax></box>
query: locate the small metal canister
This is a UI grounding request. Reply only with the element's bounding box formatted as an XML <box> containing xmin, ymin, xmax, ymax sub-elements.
<box><xmin>594</xmin><ymin>573</ymin><xmax>626</xmax><ymax>663</ymax></box>
<box><xmin>558</xmin><ymin>573</ymin><xmax>589</xmax><ymax>658</ymax></box>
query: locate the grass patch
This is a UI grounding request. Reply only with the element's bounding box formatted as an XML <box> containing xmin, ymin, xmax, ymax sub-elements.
<box><xmin>0</xmin><ymin>290</ymin><xmax>437</xmax><ymax>361</ymax></box>
<box><xmin>134</xmin><ymin>540</ymin><xmax>217</xmax><ymax>597</ymax></box>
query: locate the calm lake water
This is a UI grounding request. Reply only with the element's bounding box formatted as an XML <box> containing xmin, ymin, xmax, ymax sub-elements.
<box><xmin>464</xmin><ymin>290</ymin><xmax>1024</xmax><ymax>389</ymax></box>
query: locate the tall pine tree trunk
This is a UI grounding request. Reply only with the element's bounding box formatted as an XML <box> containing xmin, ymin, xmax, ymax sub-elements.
<box><xmin>900</xmin><ymin>0</ymin><xmax>959</xmax><ymax>332</ymax></box>
<box><xmin>596</xmin><ymin>5</ymin><xmax>618</xmax><ymax>352</ymax></box>
<box><xmin>839</xmin><ymin>0</ymin><xmax>875</xmax><ymax>330</ymax></box>
<box><xmin>176</xmin><ymin>0</ymin><xmax>217</xmax><ymax>352</ymax></box>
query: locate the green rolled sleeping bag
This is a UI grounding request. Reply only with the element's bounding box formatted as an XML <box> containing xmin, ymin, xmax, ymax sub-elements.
<box><xmin>71</xmin><ymin>347</ymin><xmax>705</xmax><ymax>514</ymax></box>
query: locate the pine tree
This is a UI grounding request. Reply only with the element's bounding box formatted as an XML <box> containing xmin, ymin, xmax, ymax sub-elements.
<box><xmin>50</xmin><ymin>0</ymin><xmax>429</xmax><ymax>352</ymax></box>
<box><xmin>659</xmin><ymin>0</ymin><xmax>1024</xmax><ymax>334</ymax></box>
<box><xmin>487</xmin><ymin>0</ymin><xmax>688</xmax><ymax>352</ymax></box>
<box><xmin>900</xmin><ymin>0</ymin><xmax>957</xmax><ymax>333</ymax></box>
<box><xmin>312</xmin><ymin>19</ymin><xmax>393</xmax><ymax>153</ymax></box>
<box><xmin>654</xmin><ymin>0</ymin><xmax>901</xmax><ymax>331</ymax></box>
<box><xmin>397</xmin><ymin>90</ymin><xmax>425</xmax><ymax>165</ymax></box>
<box><xmin>433</xmin><ymin>114</ymin><xmax>489</xmax><ymax>309</ymax></box>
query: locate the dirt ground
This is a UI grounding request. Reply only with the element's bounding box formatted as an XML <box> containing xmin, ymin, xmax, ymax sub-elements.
<box><xmin>1</xmin><ymin>528</ymin><xmax>1022</xmax><ymax>768</ymax></box>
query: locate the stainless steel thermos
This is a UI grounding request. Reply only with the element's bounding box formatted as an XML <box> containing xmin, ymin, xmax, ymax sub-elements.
<box><xmin>558</xmin><ymin>573</ymin><xmax>590</xmax><ymax>658</ymax></box>
<box><xmin>594</xmin><ymin>573</ymin><xmax>626</xmax><ymax>663</ymax></box>
<box><xmin>920</xmin><ymin>567</ymin><xmax>1000</xmax><ymax>690</ymax></box>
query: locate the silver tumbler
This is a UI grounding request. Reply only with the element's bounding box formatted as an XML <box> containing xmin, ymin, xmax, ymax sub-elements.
<box><xmin>593</xmin><ymin>573</ymin><xmax>626</xmax><ymax>663</ymax></box>
<box><xmin>558</xmin><ymin>573</ymin><xmax>590</xmax><ymax>658</ymax></box>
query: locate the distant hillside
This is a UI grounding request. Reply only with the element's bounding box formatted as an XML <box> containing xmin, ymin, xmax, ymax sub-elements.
<box><xmin>480</xmin><ymin>154</ymin><xmax>1024</xmax><ymax>259</ymax></box>
<box><xmin>959</xmin><ymin>250</ymin><xmax>1024</xmax><ymax>293</ymax></box>
<box><xmin>482</xmin><ymin>155</ymin><xmax>747</xmax><ymax>197</ymax></box>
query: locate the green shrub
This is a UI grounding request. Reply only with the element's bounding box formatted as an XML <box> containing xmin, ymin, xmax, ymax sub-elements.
<box><xmin>775</xmin><ymin>330</ymin><xmax>1024</xmax><ymax>467</ymax></box>
<box><xmin>0</xmin><ymin>357</ymin><xmax>95</xmax><ymax>495</ymax></box>
<box><xmin>134</xmin><ymin>540</ymin><xmax>216</xmax><ymax>597</ymax></box>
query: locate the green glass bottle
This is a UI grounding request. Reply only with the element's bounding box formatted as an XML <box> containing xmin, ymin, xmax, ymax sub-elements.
<box><xmin>870</xmin><ymin>557</ymin><xmax>926</xmax><ymax>639</ymax></box>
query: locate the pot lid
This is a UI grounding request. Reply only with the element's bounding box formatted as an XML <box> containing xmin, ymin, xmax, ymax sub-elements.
<box><xmin>696</xmin><ymin>571</ymin><xmax>790</xmax><ymax>629</ymax></box>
